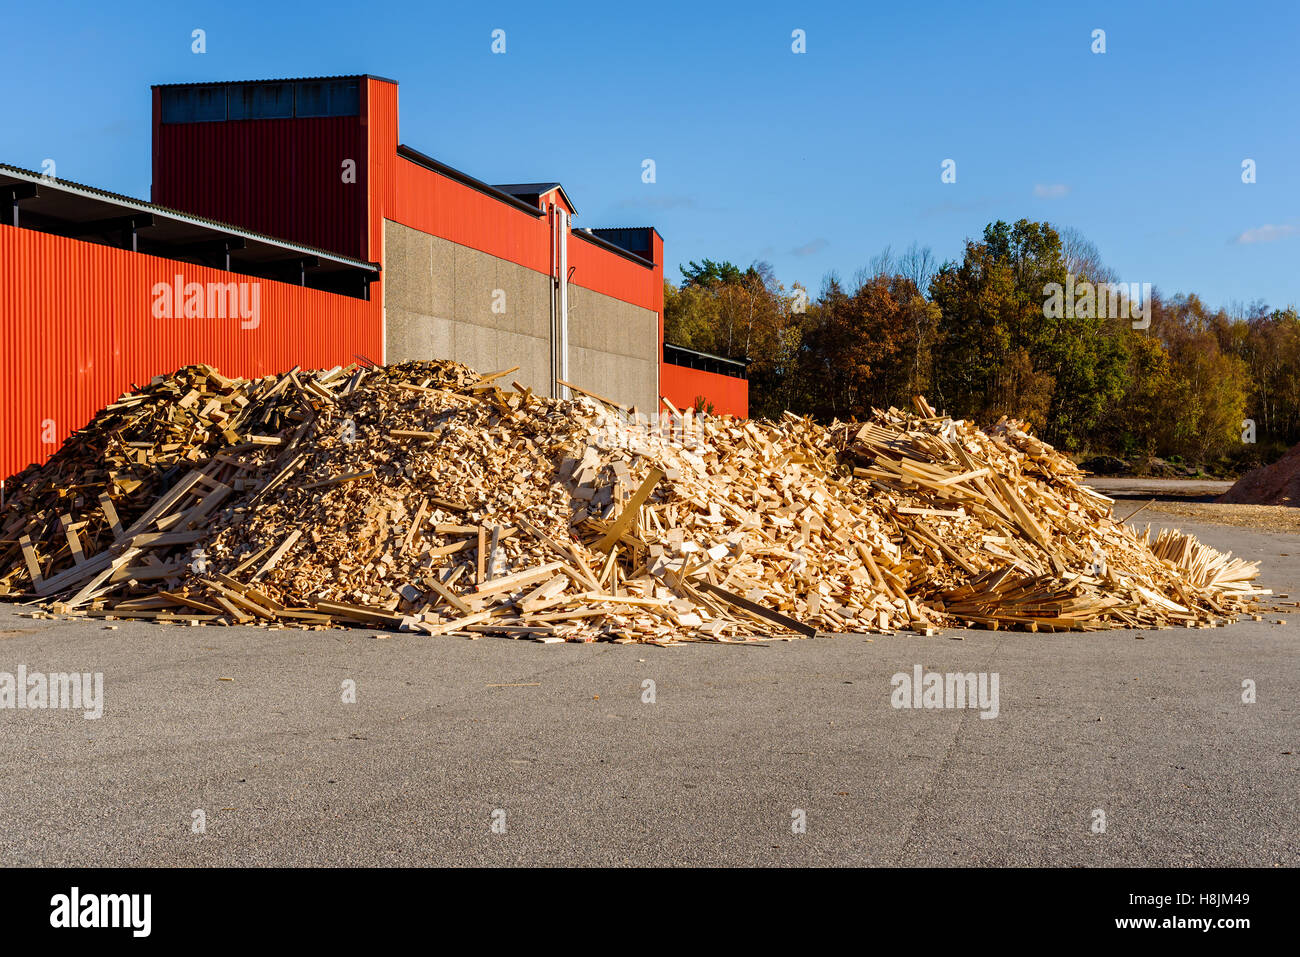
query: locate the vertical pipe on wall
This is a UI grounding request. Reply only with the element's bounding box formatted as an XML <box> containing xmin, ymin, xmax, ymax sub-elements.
<box><xmin>548</xmin><ymin>203</ymin><xmax>557</xmax><ymax>398</ymax></box>
<box><xmin>557</xmin><ymin>208</ymin><xmax>569</xmax><ymax>399</ymax></box>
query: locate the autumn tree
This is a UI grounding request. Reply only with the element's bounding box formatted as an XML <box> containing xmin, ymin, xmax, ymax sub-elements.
<box><xmin>663</xmin><ymin>259</ymin><xmax>810</xmax><ymax>420</ymax></box>
<box><xmin>796</xmin><ymin>272</ymin><xmax>938</xmax><ymax>419</ymax></box>
<box><xmin>665</xmin><ymin>222</ymin><xmax>1297</xmax><ymax>474</ymax></box>
<box><xmin>929</xmin><ymin>219</ymin><xmax>1126</xmax><ymax>448</ymax></box>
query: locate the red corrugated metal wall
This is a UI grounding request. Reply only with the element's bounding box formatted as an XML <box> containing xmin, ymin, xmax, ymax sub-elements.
<box><xmin>364</xmin><ymin>78</ymin><xmax>399</xmax><ymax>277</ymax></box>
<box><xmin>152</xmin><ymin>91</ymin><xmax>369</xmax><ymax>261</ymax></box>
<box><xmin>660</xmin><ymin>363</ymin><xmax>748</xmax><ymax>418</ymax></box>
<box><xmin>568</xmin><ymin>233</ymin><xmax>662</xmax><ymax>311</ymax></box>
<box><xmin>391</xmin><ymin>156</ymin><xmax>550</xmax><ymax>274</ymax></box>
<box><xmin>0</xmin><ymin>224</ymin><xmax>381</xmax><ymax>481</ymax></box>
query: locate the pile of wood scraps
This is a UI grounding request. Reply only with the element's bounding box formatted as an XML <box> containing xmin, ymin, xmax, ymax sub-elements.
<box><xmin>0</xmin><ymin>362</ymin><xmax>1268</xmax><ymax>643</ymax></box>
<box><xmin>841</xmin><ymin>398</ymin><xmax>1265</xmax><ymax>629</ymax></box>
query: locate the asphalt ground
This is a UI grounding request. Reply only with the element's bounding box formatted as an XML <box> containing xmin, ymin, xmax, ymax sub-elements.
<box><xmin>0</xmin><ymin>514</ymin><xmax>1295</xmax><ymax>867</ymax></box>
<box><xmin>1087</xmin><ymin>477</ymin><xmax>1234</xmax><ymax>501</ymax></box>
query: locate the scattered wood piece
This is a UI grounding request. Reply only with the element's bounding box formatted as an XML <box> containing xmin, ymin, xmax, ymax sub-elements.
<box><xmin>594</xmin><ymin>467</ymin><xmax>665</xmax><ymax>553</ymax></box>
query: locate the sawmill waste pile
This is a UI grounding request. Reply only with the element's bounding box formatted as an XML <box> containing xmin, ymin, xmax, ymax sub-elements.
<box><xmin>0</xmin><ymin>360</ymin><xmax>1267</xmax><ymax>643</ymax></box>
<box><xmin>1218</xmin><ymin>441</ymin><xmax>1300</xmax><ymax>506</ymax></box>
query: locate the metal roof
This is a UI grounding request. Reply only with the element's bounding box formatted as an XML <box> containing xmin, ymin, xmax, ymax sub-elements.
<box><xmin>151</xmin><ymin>74</ymin><xmax>398</xmax><ymax>88</ymax></box>
<box><xmin>585</xmin><ymin>227</ymin><xmax>659</xmax><ymax>260</ymax></box>
<box><xmin>572</xmin><ymin>228</ymin><xmax>654</xmax><ymax>268</ymax></box>
<box><xmin>663</xmin><ymin>342</ymin><xmax>750</xmax><ymax>369</ymax></box>
<box><xmin>589</xmin><ymin>225</ymin><xmax>664</xmax><ymax>239</ymax></box>
<box><xmin>492</xmin><ymin>182</ymin><xmax>578</xmax><ymax>215</ymax></box>
<box><xmin>0</xmin><ymin>162</ymin><xmax>377</xmax><ymax>272</ymax></box>
<box><xmin>493</xmin><ymin>182</ymin><xmax>561</xmax><ymax>194</ymax></box>
<box><xmin>0</xmin><ymin>163</ymin><xmax>379</xmax><ymax>298</ymax></box>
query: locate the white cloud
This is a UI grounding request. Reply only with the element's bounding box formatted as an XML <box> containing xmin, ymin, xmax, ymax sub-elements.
<box><xmin>615</xmin><ymin>194</ymin><xmax>698</xmax><ymax>210</ymax></box>
<box><xmin>791</xmin><ymin>238</ymin><xmax>829</xmax><ymax>257</ymax></box>
<box><xmin>1234</xmin><ymin>223</ymin><xmax>1296</xmax><ymax>244</ymax></box>
<box><xmin>1033</xmin><ymin>184</ymin><xmax>1070</xmax><ymax>199</ymax></box>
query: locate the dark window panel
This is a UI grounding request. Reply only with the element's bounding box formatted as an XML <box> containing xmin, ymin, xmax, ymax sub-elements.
<box><xmin>228</xmin><ymin>82</ymin><xmax>293</xmax><ymax>120</ymax></box>
<box><xmin>295</xmin><ymin>79</ymin><xmax>361</xmax><ymax>117</ymax></box>
<box><xmin>160</xmin><ymin>85</ymin><xmax>227</xmax><ymax>124</ymax></box>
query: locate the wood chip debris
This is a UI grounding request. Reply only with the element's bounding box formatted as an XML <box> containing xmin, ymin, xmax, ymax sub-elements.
<box><xmin>0</xmin><ymin>362</ymin><xmax>1267</xmax><ymax>643</ymax></box>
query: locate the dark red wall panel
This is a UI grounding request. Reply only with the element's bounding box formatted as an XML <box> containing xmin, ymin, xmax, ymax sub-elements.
<box><xmin>152</xmin><ymin>113</ymin><xmax>368</xmax><ymax>261</ymax></box>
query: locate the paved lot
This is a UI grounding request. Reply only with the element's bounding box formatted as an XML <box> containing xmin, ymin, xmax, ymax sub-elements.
<box><xmin>1087</xmin><ymin>477</ymin><xmax>1234</xmax><ymax>500</ymax></box>
<box><xmin>0</xmin><ymin>516</ymin><xmax>1295</xmax><ymax>866</ymax></box>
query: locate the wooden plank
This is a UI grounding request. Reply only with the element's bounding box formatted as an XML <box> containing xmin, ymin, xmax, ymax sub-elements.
<box><xmin>206</xmin><ymin>581</ymin><xmax>277</xmax><ymax>619</ymax></box>
<box><xmin>35</xmin><ymin>545</ymin><xmax>118</xmax><ymax>596</ymax></box>
<box><xmin>696</xmin><ymin>581</ymin><xmax>817</xmax><ymax>637</ymax></box>
<box><xmin>315</xmin><ymin>601</ymin><xmax>407</xmax><ymax>627</ymax></box>
<box><xmin>65</xmin><ymin>547</ymin><xmax>143</xmax><ymax>608</ymax></box>
<box><xmin>251</xmin><ymin>530</ymin><xmax>302</xmax><ymax>582</ymax></box>
<box><xmin>98</xmin><ymin>494</ymin><xmax>123</xmax><ymax>537</ymax></box>
<box><xmin>156</xmin><ymin>590</ymin><xmax>224</xmax><ymax>615</ymax></box>
<box><xmin>466</xmin><ymin>623</ymin><xmax>556</xmax><ymax>636</ymax></box>
<box><xmin>109</xmin><ymin>561</ymin><xmax>186</xmax><ymax>583</ymax></box>
<box><xmin>299</xmin><ymin>470</ymin><xmax>374</xmax><ymax>491</ymax></box>
<box><xmin>161</xmin><ymin>481</ymin><xmax>232</xmax><ymax>530</ymax></box>
<box><xmin>211</xmin><ymin>594</ymin><xmax>252</xmax><ymax>624</ymax></box>
<box><xmin>418</xmin><ymin>609</ymin><xmax>494</xmax><ymax>635</ymax></box>
<box><xmin>582</xmin><ymin>593</ymin><xmax>670</xmax><ymax>607</ymax></box>
<box><xmin>429</xmin><ymin>497</ymin><xmax>469</xmax><ymax>512</ymax></box>
<box><xmin>593</xmin><ymin>467</ymin><xmax>665</xmax><ymax>553</ymax></box>
<box><xmin>403</xmin><ymin>497</ymin><xmax>428</xmax><ymax>553</ymax></box>
<box><xmin>426</xmin><ymin>575</ymin><xmax>474</xmax><ymax>615</ymax></box>
<box><xmin>468</xmin><ymin>366</ymin><xmax>521</xmax><ymax>388</ymax></box>
<box><xmin>556</xmin><ymin>378</ymin><xmax>629</xmax><ymax>412</ymax></box>
<box><xmin>486</xmin><ymin>524</ymin><xmax>502</xmax><ymax>580</ymax></box>
<box><xmin>131</xmin><ymin>530</ymin><xmax>207</xmax><ymax>548</ymax></box>
<box><xmin>230</xmin><ymin>542</ymin><xmax>274</xmax><ymax>576</ymax></box>
<box><xmin>514</xmin><ymin>520</ymin><xmax>604</xmax><ymax>592</ymax></box>
<box><xmin>428</xmin><ymin>539</ymin><xmax>475</xmax><ymax>558</ymax></box>
<box><xmin>118</xmin><ymin>469</ymin><xmax>207</xmax><ymax>541</ymax></box>
<box><xmin>518</xmin><ymin>574</ymin><xmax>568</xmax><ymax>612</ymax></box>
<box><xmin>474</xmin><ymin>561</ymin><xmax>565</xmax><ymax>597</ymax></box>
<box><xmin>18</xmin><ymin>534</ymin><xmax>42</xmax><ymax>585</ymax></box>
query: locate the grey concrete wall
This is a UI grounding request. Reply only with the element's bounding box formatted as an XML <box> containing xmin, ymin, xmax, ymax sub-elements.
<box><xmin>566</xmin><ymin>283</ymin><xmax>658</xmax><ymax>412</ymax></box>
<box><xmin>383</xmin><ymin>221</ymin><xmax>552</xmax><ymax>393</ymax></box>
<box><xmin>383</xmin><ymin>219</ymin><xmax>658</xmax><ymax>411</ymax></box>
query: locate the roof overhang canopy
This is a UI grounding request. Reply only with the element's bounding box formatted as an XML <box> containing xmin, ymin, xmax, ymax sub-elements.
<box><xmin>0</xmin><ymin>164</ymin><xmax>379</xmax><ymax>298</ymax></box>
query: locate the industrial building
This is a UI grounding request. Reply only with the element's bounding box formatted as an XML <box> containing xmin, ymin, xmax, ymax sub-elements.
<box><xmin>1</xmin><ymin>74</ymin><xmax>747</xmax><ymax>481</ymax></box>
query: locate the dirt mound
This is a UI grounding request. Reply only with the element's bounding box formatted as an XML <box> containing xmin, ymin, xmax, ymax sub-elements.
<box><xmin>1217</xmin><ymin>443</ymin><xmax>1300</xmax><ymax>506</ymax></box>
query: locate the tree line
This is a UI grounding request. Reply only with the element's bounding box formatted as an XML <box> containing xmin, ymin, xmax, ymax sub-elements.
<box><xmin>664</xmin><ymin>219</ymin><xmax>1300</xmax><ymax>472</ymax></box>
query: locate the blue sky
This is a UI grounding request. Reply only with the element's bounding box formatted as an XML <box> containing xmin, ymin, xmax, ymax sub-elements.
<box><xmin>3</xmin><ymin>0</ymin><xmax>1297</xmax><ymax>311</ymax></box>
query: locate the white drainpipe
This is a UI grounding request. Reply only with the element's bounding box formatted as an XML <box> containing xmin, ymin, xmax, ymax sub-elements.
<box><xmin>548</xmin><ymin>204</ymin><xmax>557</xmax><ymax>397</ymax></box>
<box><xmin>556</xmin><ymin>208</ymin><xmax>570</xmax><ymax>399</ymax></box>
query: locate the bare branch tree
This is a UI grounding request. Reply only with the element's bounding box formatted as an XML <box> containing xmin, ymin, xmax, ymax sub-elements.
<box><xmin>1058</xmin><ymin>226</ymin><xmax>1115</xmax><ymax>283</ymax></box>
<box><xmin>868</xmin><ymin>245</ymin><xmax>894</xmax><ymax>280</ymax></box>
<box><xmin>898</xmin><ymin>241</ymin><xmax>937</xmax><ymax>295</ymax></box>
